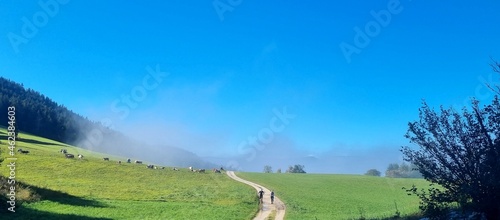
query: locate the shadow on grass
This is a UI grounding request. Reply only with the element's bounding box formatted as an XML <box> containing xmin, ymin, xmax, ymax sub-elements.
<box><xmin>27</xmin><ymin>184</ymin><xmax>109</xmax><ymax>208</ymax></box>
<box><xmin>0</xmin><ymin>176</ymin><xmax>108</xmax><ymax>208</ymax></box>
<box><xmin>0</xmin><ymin>175</ymin><xmax>111</xmax><ymax>220</ymax></box>
<box><xmin>1</xmin><ymin>177</ymin><xmax>113</xmax><ymax>219</ymax></box>
<box><xmin>362</xmin><ymin>214</ymin><xmax>423</xmax><ymax>220</ymax></box>
<box><xmin>1</xmin><ymin>206</ymin><xmax>113</xmax><ymax>220</ymax></box>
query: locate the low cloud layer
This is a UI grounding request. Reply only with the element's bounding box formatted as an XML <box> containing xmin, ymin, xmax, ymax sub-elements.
<box><xmin>204</xmin><ymin>135</ymin><xmax>405</xmax><ymax>174</ymax></box>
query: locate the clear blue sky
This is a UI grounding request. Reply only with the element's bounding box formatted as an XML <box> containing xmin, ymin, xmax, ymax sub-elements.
<box><xmin>1</xmin><ymin>1</ymin><xmax>500</xmax><ymax>173</ymax></box>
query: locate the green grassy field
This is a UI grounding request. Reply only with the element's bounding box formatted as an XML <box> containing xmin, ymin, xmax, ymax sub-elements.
<box><xmin>237</xmin><ymin>172</ymin><xmax>429</xmax><ymax>220</ymax></box>
<box><xmin>0</xmin><ymin>129</ymin><xmax>257</xmax><ymax>219</ymax></box>
<box><xmin>0</xmin><ymin>128</ymin><xmax>430</xmax><ymax>219</ymax></box>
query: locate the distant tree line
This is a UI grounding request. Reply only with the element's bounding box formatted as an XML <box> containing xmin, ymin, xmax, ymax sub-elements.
<box><xmin>262</xmin><ymin>165</ymin><xmax>305</xmax><ymax>173</ymax></box>
<box><xmin>385</xmin><ymin>163</ymin><xmax>422</xmax><ymax>178</ymax></box>
<box><xmin>286</xmin><ymin>164</ymin><xmax>306</xmax><ymax>173</ymax></box>
<box><xmin>364</xmin><ymin>169</ymin><xmax>381</xmax><ymax>176</ymax></box>
<box><xmin>363</xmin><ymin>163</ymin><xmax>422</xmax><ymax>178</ymax></box>
<box><xmin>0</xmin><ymin>77</ymin><xmax>105</xmax><ymax>144</ymax></box>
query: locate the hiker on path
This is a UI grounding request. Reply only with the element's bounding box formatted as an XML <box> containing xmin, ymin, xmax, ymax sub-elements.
<box><xmin>270</xmin><ymin>190</ymin><xmax>275</xmax><ymax>204</ymax></box>
<box><xmin>258</xmin><ymin>188</ymin><xmax>264</xmax><ymax>203</ymax></box>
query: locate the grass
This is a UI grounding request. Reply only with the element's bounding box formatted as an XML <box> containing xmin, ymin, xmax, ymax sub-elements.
<box><xmin>0</xmin><ymin>128</ymin><xmax>430</xmax><ymax>219</ymax></box>
<box><xmin>267</xmin><ymin>210</ymin><xmax>277</xmax><ymax>220</ymax></box>
<box><xmin>0</xmin><ymin>129</ymin><xmax>257</xmax><ymax>219</ymax></box>
<box><xmin>237</xmin><ymin>172</ymin><xmax>429</xmax><ymax>220</ymax></box>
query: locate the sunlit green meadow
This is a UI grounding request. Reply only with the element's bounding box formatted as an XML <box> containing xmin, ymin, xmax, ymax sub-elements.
<box><xmin>0</xmin><ymin>129</ymin><xmax>257</xmax><ymax>219</ymax></box>
<box><xmin>238</xmin><ymin>172</ymin><xmax>428</xmax><ymax>220</ymax></box>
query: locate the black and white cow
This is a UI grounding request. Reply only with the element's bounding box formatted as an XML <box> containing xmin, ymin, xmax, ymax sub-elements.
<box><xmin>17</xmin><ymin>148</ymin><xmax>29</xmax><ymax>154</ymax></box>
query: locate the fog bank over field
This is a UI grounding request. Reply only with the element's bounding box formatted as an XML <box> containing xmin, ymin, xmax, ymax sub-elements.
<box><xmin>75</xmin><ymin>109</ymin><xmax>403</xmax><ymax>173</ymax></box>
<box><xmin>202</xmin><ymin>135</ymin><xmax>404</xmax><ymax>174</ymax></box>
<box><xmin>72</xmin><ymin>120</ymin><xmax>217</xmax><ymax>168</ymax></box>
<box><xmin>75</xmin><ymin>84</ymin><xmax>406</xmax><ymax>174</ymax></box>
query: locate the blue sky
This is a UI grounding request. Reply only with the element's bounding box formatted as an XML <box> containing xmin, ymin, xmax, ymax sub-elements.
<box><xmin>1</xmin><ymin>1</ymin><xmax>500</xmax><ymax>173</ymax></box>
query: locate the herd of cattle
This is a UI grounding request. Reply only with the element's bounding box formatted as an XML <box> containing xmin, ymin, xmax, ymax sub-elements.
<box><xmin>58</xmin><ymin>148</ymin><xmax>224</xmax><ymax>173</ymax></box>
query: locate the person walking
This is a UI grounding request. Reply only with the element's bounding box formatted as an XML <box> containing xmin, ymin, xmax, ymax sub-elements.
<box><xmin>270</xmin><ymin>190</ymin><xmax>275</xmax><ymax>204</ymax></box>
<box><xmin>258</xmin><ymin>188</ymin><xmax>264</xmax><ymax>204</ymax></box>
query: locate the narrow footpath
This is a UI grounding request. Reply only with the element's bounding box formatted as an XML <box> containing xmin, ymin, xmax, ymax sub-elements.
<box><xmin>226</xmin><ymin>171</ymin><xmax>286</xmax><ymax>220</ymax></box>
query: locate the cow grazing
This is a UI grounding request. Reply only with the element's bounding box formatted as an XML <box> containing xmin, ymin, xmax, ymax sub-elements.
<box><xmin>135</xmin><ymin>160</ymin><xmax>143</xmax><ymax>164</ymax></box>
<box><xmin>213</xmin><ymin>168</ymin><xmax>221</xmax><ymax>173</ymax></box>
<box><xmin>189</xmin><ymin>166</ymin><xmax>194</xmax><ymax>172</ymax></box>
<box><xmin>17</xmin><ymin>148</ymin><xmax>29</xmax><ymax>154</ymax></box>
<box><xmin>103</xmin><ymin>157</ymin><xmax>110</xmax><ymax>161</ymax></box>
<box><xmin>60</xmin><ymin>149</ymin><xmax>67</xmax><ymax>154</ymax></box>
<box><xmin>65</xmin><ymin>153</ymin><xmax>75</xmax><ymax>159</ymax></box>
<box><xmin>127</xmin><ymin>158</ymin><xmax>131</xmax><ymax>163</ymax></box>
<box><xmin>198</xmin><ymin>169</ymin><xmax>206</xmax><ymax>173</ymax></box>
<box><xmin>78</xmin><ymin>154</ymin><xmax>84</xmax><ymax>159</ymax></box>
<box><xmin>172</xmin><ymin>167</ymin><xmax>179</xmax><ymax>171</ymax></box>
<box><xmin>117</xmin><ymin>161</ymin><xmax>122</xmax><ymax>164</ymax></box>
<box><xmin>146</xmin><ymin>164</ymin><xmax>154</xmax><ymax>169</ymax></box>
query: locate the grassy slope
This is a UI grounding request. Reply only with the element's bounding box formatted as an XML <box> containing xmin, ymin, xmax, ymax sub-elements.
<box><xmin>238</xmin><ymin>172</ymin><xmax>429</xmax><ymax>220</ymax></box>
<box><xmin>0</xmin><ymin>129</ymin><xmax>257</xmax><ymax>219</ymax></box>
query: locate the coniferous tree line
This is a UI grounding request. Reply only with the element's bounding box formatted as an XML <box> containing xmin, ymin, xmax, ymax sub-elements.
<box><xmin>0</xmin><ymin>77</ymin><xmax>102</xmax><ymax>143</ymax></box>
<box><xmin>0</xmin><ymin>77</ymin><xmax>214</xmax><ymax>167</ymax></box>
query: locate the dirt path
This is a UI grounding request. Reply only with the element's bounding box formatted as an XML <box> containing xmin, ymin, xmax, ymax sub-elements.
<box><xmin>227</xmin><ymin>171</ymin><xmax>286</xmax><ymax>220</ymax></box>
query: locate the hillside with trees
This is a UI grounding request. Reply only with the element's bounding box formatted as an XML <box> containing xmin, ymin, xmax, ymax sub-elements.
<box><xmin>0</xmin><ymin>77</ymin><xmax>103</xmax><ymax>143</ymax></box>
<box><xmin>0</xmin><ymin>77</ymin><xmax>214</xmax><ymax>168</ymax></box>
